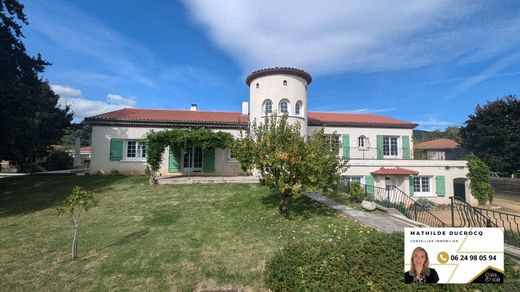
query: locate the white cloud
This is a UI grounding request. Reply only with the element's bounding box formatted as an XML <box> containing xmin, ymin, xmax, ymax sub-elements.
<box><xmin>107</xmin><ymin>94</ymin><xmax>136</xmax><ymax>106</ymax></box>
<box><xmin>183</xmin><ymin>0</ymin><xmax>520</xmax><ymax>75</ymax></box>
<box><xmin>51</xmin><ymin>84</ymin><xmax>136</xmax><ymax>121</ymax></box>
<box><xmin>413</xmin><ymin>118</ymin><xmax>457</xmax><ymax>131</ymax></box>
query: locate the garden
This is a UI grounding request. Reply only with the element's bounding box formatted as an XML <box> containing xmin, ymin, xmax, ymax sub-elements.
<box><xmin>1</xmin><ymin>175</ymin><xmax>519</xmax><ymax>291</ymax></box>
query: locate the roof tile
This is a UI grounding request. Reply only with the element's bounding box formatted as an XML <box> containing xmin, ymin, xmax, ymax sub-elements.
<box><xmin>414</xmin><ymin>138</ymin><xmax>460</xmax><ymax>150</ymax></box>
<box><xmin>371</xmin><ymin>167</ymin><xmax>419</xmax><ymax>175</ymax></box>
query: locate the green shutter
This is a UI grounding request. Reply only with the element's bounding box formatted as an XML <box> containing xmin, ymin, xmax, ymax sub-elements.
<box><xmin>203</xmin><ymin>148</ymin><xmax>216</xmax><ymax>173</ymax></box>
<box><xmin>376</xmin><ymin>135</ymin><xmax>384</xmax><ymax>159</ymax></box>
<box><xmin>402</xmin><ymin>135</ymin><xmax>410</xmax><ymax>160</ymax></box>
<box><xmin>409</xmin><ymin>176</ymin><xmax>414</xmax><ymax>196</ymax></box>
<box><xmin>342</xmin><ymin>134</ymin><xmax>350</xmax><ymax>159</ymax></box>
<box><xmin>436</xmin><ymin>176</ymin><xmax>446</xmax><ymax>197</ymax></box>
<box><xmin>109</xmin><ymin>139</ymin><xmax>123</xmax><ymax>161</ymax></box>
<box><xmin>365</xmin><ymin>175</ymin><xmax>374</xmax><ymax>194</ymax></box>
<box><xmin>168</xmin><ymin>147</ymin><xmax>181</xmax><ymax>172</ymax></box>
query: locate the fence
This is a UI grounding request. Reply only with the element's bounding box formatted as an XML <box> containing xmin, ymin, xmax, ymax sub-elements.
<box><xmin>360</xmin><ymin>184</ymin><xmax>447</xmax><ymax>227</ymax></box>
<box><xmin>450</xmin><ymin>197</ymin><xmax>520</xmax><ymax>247</ymax></box>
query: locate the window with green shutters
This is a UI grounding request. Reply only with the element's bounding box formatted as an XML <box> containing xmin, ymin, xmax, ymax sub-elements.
<box><xmin>402</xmin><ymin>135</ymin><xmax>410</xmax><ymax>160</ymax></box>
<box><xmin>109</xmin><ymin>139</ymin><xmax>123</xmax><ymax>161</ymax></box>
<box><xmin>168</xmin><ymin>147</ymin><xmax>181</xmax><ymax>172</ymax></box>
<box><xmin>342</xmin><ymin>134</ymin><xmax>349</xmax><ymax>159</ymax></box>
<box><xmin>364</xmin><ymin>175</ymin><xmax>374</xmax><ymax>194</ymax></box>
<box><xmin>203</xmin><ymin>148</ymin><xmax>216</xmax><ymax>173</ymax></box>
<box><xmin>436</xmin><ymin>176</ymin><xmax>446</xmax><ymax>197</ymax></box>
<box><xmin>376</xmin><ymin>135</ymin><xmax>384</xmax><ymax>159</ymax></box>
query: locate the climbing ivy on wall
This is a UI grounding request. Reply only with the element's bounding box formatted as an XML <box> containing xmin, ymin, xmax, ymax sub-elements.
<box><xmin>145</xmin><ymin>128</ymin><xmax>234</xmax><ymax>184</ymax></box>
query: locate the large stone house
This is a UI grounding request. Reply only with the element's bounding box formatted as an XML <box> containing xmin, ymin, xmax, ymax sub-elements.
<box><xmin>86</xmin><ymin>67</ymin><xmax>473</xmax><ymax>204</ymax></box>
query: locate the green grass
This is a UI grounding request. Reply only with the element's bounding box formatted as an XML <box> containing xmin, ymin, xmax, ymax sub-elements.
<box><xmin>0</xmin><ymin>176</ymin><xmax>368</xmax><ymax>291</ymax></box>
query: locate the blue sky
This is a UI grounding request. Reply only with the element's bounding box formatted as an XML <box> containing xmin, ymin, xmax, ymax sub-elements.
<box><xmin>21</xmin><ymin>0</ymin><xmax>520</xmax><ymax>130</ymax></box>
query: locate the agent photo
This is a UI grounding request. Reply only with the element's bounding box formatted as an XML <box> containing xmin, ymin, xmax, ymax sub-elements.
<box><xmin>404</xmin><ymin>247</ymin><xmax>440</xmax><ymax>284</ymax></box>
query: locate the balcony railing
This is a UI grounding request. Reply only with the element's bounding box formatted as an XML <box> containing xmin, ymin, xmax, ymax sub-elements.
<box><xmin>341</xmin><ymin>147</ymin><xmax>467</xmax><ymax>160</ymax></box>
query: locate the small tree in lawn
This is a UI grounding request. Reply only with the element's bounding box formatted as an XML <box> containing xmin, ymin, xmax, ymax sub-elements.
<box><xmin>57</xmin><ymin>186</ymin><xmax>97</xmax><ymax>259</ymax></box>
<box><xmin>467</xmin><ymin>154</ymin><xmax>494</xmax><ymax>205</ymax></box>
<box><xmin>232</xmin><ymin>114</ymin><xmax>347</xmax><ymax>214</ymax></box>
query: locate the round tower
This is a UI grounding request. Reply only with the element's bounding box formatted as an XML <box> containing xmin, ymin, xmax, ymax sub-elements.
<box><xmin>245</xmin><ymin>67</ymin><xmax>312</xmax><ymax>136</ymax></box>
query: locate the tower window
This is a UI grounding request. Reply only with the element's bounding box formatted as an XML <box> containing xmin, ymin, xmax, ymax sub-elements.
<box><xmin>280</xmin><ymin>100</ymin><xmax>288</xmax><ymax>113</ymax></box>
<box><xmin>264</xmin><ymin>101</ymin><xmax>272</xmax><ymax>114</ymax></box>
<box><xmin>283</xmin><ymin>80</ymin><xmax>287</xmax><ymax>86</ymax></box>
<box><xmin>256</xmin><ymin>83</ymin><xmax>259</xmax><ymax>88</ymax></box>
<box><xmin>295</xmin><ymin>101</ymin><xmax>302</xmax><ymax>115</ymax></box>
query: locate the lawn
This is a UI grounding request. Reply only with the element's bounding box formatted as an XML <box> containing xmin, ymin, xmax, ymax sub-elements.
<box><xmin>1</xmin><ymin>176</ymin><xmax>519</xmax><ymax>291</ymax></box>
<box><xmin>0</xmin><ymin>175</ymin><xmax>366</xmax><ymax>291</ymax></box>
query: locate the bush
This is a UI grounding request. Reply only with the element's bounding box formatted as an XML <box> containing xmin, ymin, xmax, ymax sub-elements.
<box><xmin>46</xmin><ymin>149</ymin><xmax>73</xmax><ymax>171</ymax></box>
<box><xmin>347</xmin><ymin>183</ymin><xmax>365</xmax><ymax>203</ymax></box>
<box><xmin>265</xmin><ymin>233</ymin><xmax>407</xmax><ymax>291</ymax></box>
<box><xmin>264</xmin><ymin>233</ymin><xmax>520</xmax><ymax>291</ymax></box>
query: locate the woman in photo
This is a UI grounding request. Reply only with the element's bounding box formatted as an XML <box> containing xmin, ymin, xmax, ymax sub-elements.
<box><xmin>404</xmin><ymin>247</ymin><xmax>439</xmax><ymax>284</ymax></box>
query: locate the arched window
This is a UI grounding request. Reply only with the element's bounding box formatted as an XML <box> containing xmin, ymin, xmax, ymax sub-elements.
<box><xmin>283</xmin><ymin>80</ymin><xmax>287</xmax><ymax>86</ymax></box>
<box><xmin>256</xmin><ymin>83</ymin><xmax>259</xmax><ymax>88</ymax></box>
<box><xmin>295</xmin><ymin>101</ymin><xmax>303</xmax><ymax>115</ymax></box>
<box><xmin>358</xmin><ymin>135</ymin><xmax>369</xmax><ymax>149</ymax></box>
<box><xmin>264</xmin><ymin>100</ymin><xmax>273</xmax><ymax>114</ymax></box>
<box><xmin>279</xmin><ymin>100</ymin><xmax>289</xmax><ymax>114</ymax></box>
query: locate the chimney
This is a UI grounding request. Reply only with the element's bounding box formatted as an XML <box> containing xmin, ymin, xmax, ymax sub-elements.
<box><xmin>242</xmin><ymin>101</ymin><xmax>249</xmax><ymax>115</ymax></box>
<box><xmin>190</xmin><ymin>104</ymin><xmax>198</xmax><ymax>111</ymax></box>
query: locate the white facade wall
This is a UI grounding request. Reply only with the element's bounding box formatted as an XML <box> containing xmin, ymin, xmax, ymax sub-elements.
<box><xmin>344</xmin><ymin>160</ymin><xmax>474</xmax><ymax>205</ymax></box>
<box><xmin>90</xmin><ymin>126</ymin><xmax>245</xmax><ymax>176</ymax></box>
<box><xmin>308</xmin><ymin>126</ymin><xmax>414</xmax><ymax>160</ymax></box>
<box><xmin>249</xmin><ymin>74</ymin><xmax>308</xmax><ymax>135</ymax></box>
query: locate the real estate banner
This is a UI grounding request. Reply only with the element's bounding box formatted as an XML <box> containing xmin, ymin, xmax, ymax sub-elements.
<box><xmin>404</xmin><ymin>228</ymin><xmax>504</xmax><ymax>284</ymax></box>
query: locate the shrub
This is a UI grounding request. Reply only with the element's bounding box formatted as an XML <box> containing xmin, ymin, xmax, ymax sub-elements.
<box><xmin>265</xmin><ymin>233</ymin><xmax>408</xmax><ymax>291</ymax></box>
<box><xmin>347</xmin><ymin>183</ymin><xmax>365</xmax><ymax>203</ymax></box>
<box><xmin>46</xmin><ymin>149</ymin><xmax>73</xmax><ymax>171</ymax></box>
<box><xmin>264</xmin><ymin>233</ymin><xmax>520</xmax><ymax>291</ymax></box>
<box><xmin>415</xmin><ymin>198</ymin><xmax>437</xmax><ymax>209</ymax></box>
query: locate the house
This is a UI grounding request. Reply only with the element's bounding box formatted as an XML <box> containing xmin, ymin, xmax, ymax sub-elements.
<box><xmin>85</xmin><ymin>67</ymin><xmax>473</xmax><ymax>205</ymax></box>
<box><xmin>414</xmin><ymin>138</ymin><xmax>464</xmax><ymax>160</ymax></box>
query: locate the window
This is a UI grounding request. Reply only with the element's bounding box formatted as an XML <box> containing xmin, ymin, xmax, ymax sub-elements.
<box><xmin>358</xmin><ymin>135</ymin><xmax>369</xmax><ymax>149</ymax></box>
<box><xmin>324</xmin><ymin>134</ymin><xmax>341</xmax><ymax>154</ymax></box>
<box><xmin>413</xmin><ymin>176</ymin><xmax>431</xmax><ymax>194</ymax></box>
<box><xmin>184</xmin><ymin>147</ymin><xmax>203</xmax><ymax>170</ymax></box>
<box><xmin>126</xmin><ymin>141</ymin><xmax>146</xmax><ymax>159</ymax></box>
<box><xmin>283</xmin><ymin>80</ymin><xmax>287</xmax><ymax>86</ymax></box>
<box><xmin>342</xmin><ymin>176</ymin><xmax>362</xmax><ymax>187</ymax></box>
<box><xmin>264</xmin><ymin>100</ymin><xmax>273</xmax><ymax>114</ymax></box>
<box><xmin>383</xmin><ymin>136</ymin><xmax>398</xmax><ymax>157</ymax></box>
<box><xmin>279</xmin><ymin>100</ymin><xmax>288</xmax><ymax>113</ymax></box>
<box><xmin>227</xmin><ymin>149</ymin><xmax>236</xmax><ymax>161</ymax></box>
<box><xmin>295</xmin><ymin>101</ymin><xmax>302</xmax><ymax>115</ymax></box>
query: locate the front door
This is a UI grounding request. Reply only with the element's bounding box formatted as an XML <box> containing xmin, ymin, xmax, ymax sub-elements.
<box><xmin>183</xmin><ymin>147</ymin><xmax>203</xmax><ymax>171</ymax></box>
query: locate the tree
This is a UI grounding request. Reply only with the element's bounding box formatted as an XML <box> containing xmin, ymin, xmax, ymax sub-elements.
<box><xmin>461</xmin><ymin>95</ymin><xmax>520</xmax><ymax>175</ymax></box>
<box><xmin>232</xmin><ymin>114</ymin><xmax>348</xmax><ymax>214</ymax></box>
<box><xmin>59</xmin><ymin>122</ymin><xmax>92</xmax><ymax>148</ymax></box>
<box><xmin>467</xmin><ymin>154</ymin><xmax>494</xmax><ymax>206</ymax></box>
<box><xmin>0</xmin><ymin>0</ymin><xmax>72</xmax><ymax>172</ymax></box>
<box><xmin>444</xmin><ymin>126</ymin><xmax>462</xmax><ymax>143</ymax></box>
<box><xmin>57</xmin><ymin>186</ymin><xmax>97</xmax><ymax>259</ymax></box>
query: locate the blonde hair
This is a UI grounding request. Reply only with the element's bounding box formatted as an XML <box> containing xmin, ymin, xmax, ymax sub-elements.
<box><xmin>409</xmin><ymin>247</ymin><xmax>431</xmax><ymax>276</ymax></box>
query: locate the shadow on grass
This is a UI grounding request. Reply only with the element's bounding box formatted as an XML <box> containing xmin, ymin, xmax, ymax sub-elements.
<box><xmin>109</xmin><ymin>229</ymin><xmax>150</xmax><ymax>247</ymax></box>
<box><xmin>261</xmin><ymin>191</ymin><xmax>334</xmax><ymax>220</ymax></box>
<box><xmin>0</xmin><ymin>175</ymin><xmax>127</xmax><ymax>217</ymax></box>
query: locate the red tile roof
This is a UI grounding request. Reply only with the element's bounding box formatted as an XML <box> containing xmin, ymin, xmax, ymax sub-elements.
<box><xmin>85</xmin><ymin>108</ymin><xmax>416</xmax><ymax>129</ymax></box>
<box><xmin>371</xmin><ymin>167</ymin><xmax>419</xmax><ymax>175</ymax></box>
<box><xmin>308</xmin><ymin>112</ymin><xmax>417</xmax><ymax>128</ymax></box>
<box><xmin>85</xmin><ymin>108</ymin><xmax>248</xmax><ymax>128</ymax></box>
<box><xmin>414</xmin><ymin>138</ymin><xmax>460</xmax><ymax>150</ymax></box>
